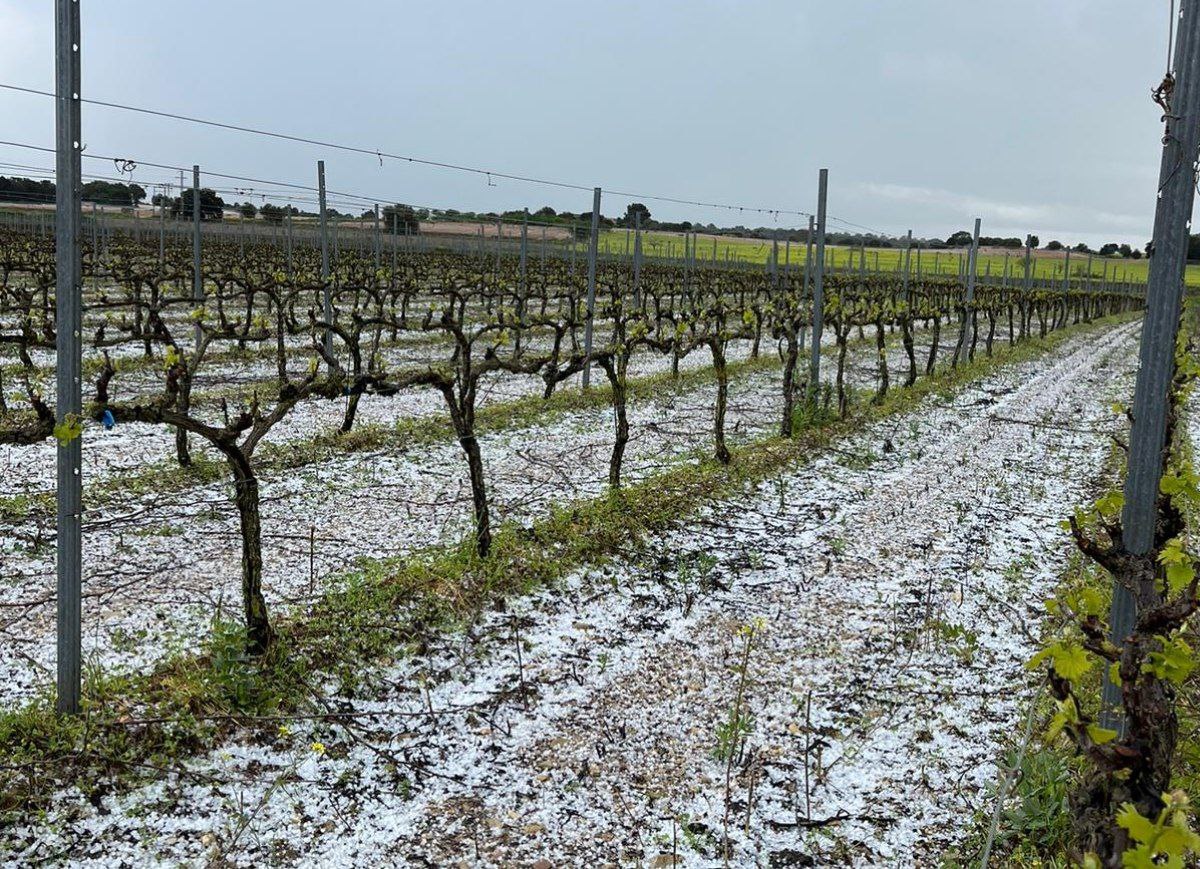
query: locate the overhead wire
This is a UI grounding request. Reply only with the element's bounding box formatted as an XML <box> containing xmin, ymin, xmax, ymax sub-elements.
<box><xmin>0</xmin><ymin>81</ymin><xmax>820</xmax><ymax>220</ymax></box>
<box><xmin>0</xmin><ymin>136</ymin><xmax>889</xmax><ymax>240</ymax></box>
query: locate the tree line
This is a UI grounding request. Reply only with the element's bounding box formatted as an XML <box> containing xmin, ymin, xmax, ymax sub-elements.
<box><xmin>0</xmin><ymin>176</ymin><xmax>147</xmax><ymax>208</ymax></box>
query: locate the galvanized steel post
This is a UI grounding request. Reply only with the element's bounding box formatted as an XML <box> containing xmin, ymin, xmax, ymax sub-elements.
<box><xmin>807</xmin><ymin>169</ymin><xmax>828</xmax><ymax>404</ymax></box>
<box><xmin>582</xmin><ymin>187</ymin><xmax>601</xmax><ymax>389</ymax></box>
<box><xmin>317</xmin><ymin>160</ymin><xmax>332</xmax><ymax>357</ymax></box>
<box><xmin>55</xmin><ymin>0</ymin><xmax>83</xmax><ymax>715</ymax></box>
<box><xmin>1103</xmin><ymin>0</ymin><xmax>1200</xmax><ymax>733</ymax></box>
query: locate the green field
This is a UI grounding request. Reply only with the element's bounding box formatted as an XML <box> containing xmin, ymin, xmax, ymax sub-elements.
<box><xmin>1</xmin><ymin>203</ymin><xmax>1178</xmax><ymax>285</ymax></box>
<box><xmin>598</xmin><ymin>228</ymin><xmax>1190</xmax><ymax>286</ymax></box>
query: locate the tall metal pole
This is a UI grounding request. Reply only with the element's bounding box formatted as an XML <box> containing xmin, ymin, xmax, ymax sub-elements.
<box><xmin>1024</xmin><ymin>237</ymin><xmax>1033</xmax><ymax>293</ymax></box>
<box><xmin>191</xmin><ymin>166</ymin><xmax>202</xmax><ymax>349</ymax></box>
<box><xmin>519</xmin><ymin>208</ymin><xmax>528</xmax><ymax>333</ymax></box>
<box><xmin>317</xmin><ymin>160</ymin><xmax>332</xmax><ymax>357</ymax></box>
<box><xmin>55</xmin><ymin>0</ymin><xmax>83</xmax><ymax>715</ymax></box>
<box><xmin>902</xmin><ymin>229</ymin><xmax>913</xmax><ymax>306</ymax></box>
<box><xmin>157</xmin><ymin>185</ymin><xmax>165</xmax><ymax>270</ymax></box>
<box><xmin>582</xmin><ymin>187</ymin><xmax>601</xmax><ymax>389</ymax></box>
<box><xmin>519</xmin><ymin>208</ymin><xmax>528</xmax><ymax>296</ymax></box>
<box><xmin>1102</xmin><ymin>0</ymin><xmax>1200</xmax><ymax>733</ymax></box>
<box><xmin>966</xmin><ymin>218</ymin><xmax>981</xmax><ymax>299</ymax></box>
<box><xmin>807</xmin><ymin>169</ymin><xmax>828</xmax><ymax>403</ymax></box>
<box><xmin>632</xmin><ymin>210</ymin><xmax>643</xmax><ymax>307</ymax></box>
<box><xmin>956</xmin><ymin>217</ymin><xmax>981</xmax><ymax>359</ymax></box>
<box><xmin>373</xmin><ymin>203</ymin><xmax>381</xmax><ymax>271</ymax></box>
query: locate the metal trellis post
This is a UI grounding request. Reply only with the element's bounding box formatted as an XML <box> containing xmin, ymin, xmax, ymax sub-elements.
<box><xmin>55</xmin><ymin>0</ymin><xmax>83</xmax><ymax>715</ymax></box>
<box><xmin>633</xmin><ymin>210</ymin><xmax>643</xmax><ymax>307</ymax></box>
<box><xmin>902</xmin><ymin>229</ymin><xmax>912</xmax><ymax>307</ymax></box>
<box><xmin>318</xmin><ymin>160</ymin><xmax>332</xmax><ymax>357</ymax></box>
<box><xmin>1101</xmin><ymin>0</ymin><xmax>1200</xmax><ymax>733</ymax></box>
<box><xmin>192</xmin><ymin>166</ymin><xmax>202</xmax><ymax>350</ymax></box>
<box><xmin>582</xmin><ymin>187</ymin><xmax>601</xmax><ymax>389</ymax></box>
<box><xmin>956</xmin><ymin>217</ymin><xmax>980</xmax><ymax>359</ymax></box>
<box><xmin>807</xmin><ymin>169</ymin><xmax>828</xmax><ymax>404</ymax></box>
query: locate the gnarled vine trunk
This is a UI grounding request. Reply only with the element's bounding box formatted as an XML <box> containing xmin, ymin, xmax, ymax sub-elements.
<box><xmin>926</xmin><ymin>315</ymin><xmax>940</xmax><ymax>376</ymax></box>
<box><xmin>872</xmin><ymin>316</ymin><xmax>888</xmax><ymax>404</ymax></box>
<box><xmin>217</xmin><ymin>444</ymin><xmax>274</xmax><ymax>655</ymax></box>
<box><xmin>901</xmin><ymin>311</ymin><xmax>917</xmax><ymax>388</ymax></box>
<box><xmin>598</xmin><ymin>354</ymin><xmax>629</xmax><ymax>487</ymax></box>
<box><xmin>710</xmin><ymin>339</ymin><xmax>731</xmax><ymax>464</ymax></box>
<box><xmin>780</xmin><ymin>329</ymin><xmax>799</xmax><ymax>437</ymax></box>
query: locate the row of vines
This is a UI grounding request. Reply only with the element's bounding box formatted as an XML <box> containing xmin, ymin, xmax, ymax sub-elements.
<box><xmin>0</xmin><ymin>226</ymin><xmax>1141</xmax><ymax>666</ymax></box>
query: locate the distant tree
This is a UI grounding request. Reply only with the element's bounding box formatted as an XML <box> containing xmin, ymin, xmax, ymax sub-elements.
<box><xmin>1131</xmin><ymin>248</ymin><xmax>1144</xmax><ymax>260</ymax></box>
<box><xmin>1188</xmin><ymin>234</ymin><xmax>1200</xmax><ymax>260</ymax></box>
<box><xmin>1046</xmin><ymin>240</ymin><xmax>1064</xmax><ymax>251</ymax></box>
<box><xmin>382</xmin><ymin>203</ymin><xmax>420</xmax><ymax>234</ymax></box>
<box><xmin>577</xmin><ymin>211</ymin><xmax>614</xmax><ymax>230</ymax></box>
<box><xmin>1026</xmin><ymin>234</ymin><xmax>1040</xmax><ymax>249</ymax></box>
<box><xmin>82</xmin><ymin>180</ymin><xmax>146</xmax><ymax>207</ymax></box>
<box><xmin>1118</xmin><ymin>243</ymin><xmax>1133</xmax><ymax>258</ymax></box>
<box><xmin>259</xmin><ymin>203</ymin><xmax>285</xmax><ymax>224</ymax></box>
<box><xmin>1099</xmin><ymin>243</ymin><xmax>1120</xmax><ymax>256</ymax></box>
<box><xmin>174</xmin><ymin>187</ymin><xmax>225</xmax><ymax>221</ymax></box>
<box><xmin>946</xmin><ymin>230</ymin><xmax>973</xmax><ymax>247</ymax></box>
<box><xmin>623</xmin><ymin>202</ymin><xmax>652</xmax><ymax>227</ymax></box>
<box><xmin>1072</xmin><ymin>242</ymin><xmax>1090</xmax><ymax>253</ymax></box>
<box><xmin>535</xmin><ymin>206</ymin><xmax>557</xmax><ymax>217</ymax></box>
<box><xmin>239</xmin><ymin>202</ymin><xmax>258</xmax><ymax>219</ymax></box>
<box><xmin>0</xmin><ymin>176</ymin><xmax>56</xmax><ymax>205</ymax></box>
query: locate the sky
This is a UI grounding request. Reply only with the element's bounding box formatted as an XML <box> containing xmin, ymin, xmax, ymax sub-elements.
<box><xmin>0</xmin><ymin>0</ymin><xmax>1179</xmax><ymax>249</ymax></box>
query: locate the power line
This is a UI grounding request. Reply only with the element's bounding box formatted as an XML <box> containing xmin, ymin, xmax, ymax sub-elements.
<box><xmin>0</xmin><ymin>142</ymin><xmax>791</xmax><ymax>233</ymax></box>
<box><xmin>1</xmin><ymin>138</ymin><xmax>897</xmax><ymax>241</ymax></box>
<box><xmin>826</xmin><ymin>214</ymin><xmax>896</xmax><ymax>237</ymax></box>
<box><xmin>0</xmin><ymin>81</ymin><xmax>817</xmax><ymax>220</ymax></box>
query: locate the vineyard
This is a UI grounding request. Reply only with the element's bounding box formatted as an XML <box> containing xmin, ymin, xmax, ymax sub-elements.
<box><xmin>9</xmin><ymin>1</ymin><xmax>1200</xmax><ymax>865</ymax></box>
<box><xmin>0</xmin><ymin>212</ymin><xmax>1163</xmax><ymax>865</ymax></box>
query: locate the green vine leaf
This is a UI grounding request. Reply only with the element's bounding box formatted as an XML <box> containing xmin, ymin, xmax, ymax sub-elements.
<box><xmin>1144</xmin><ymin>635</ymin><xmax>1195</xmax><ymax>685</ymax></box>
<box><xmin>53</xmin><ymin>414</ymin><xmax>84</xmax><ymax>447</ymax></box>
<box><xmin>1049</xmin><ymin>641</ymin><xmax>1091</xmax><ymax>681</ymax></box>
<box><xmin>1117</xmin><ymin>802</ymin><xmax>1158</xmax><ymax>845</ymax></box>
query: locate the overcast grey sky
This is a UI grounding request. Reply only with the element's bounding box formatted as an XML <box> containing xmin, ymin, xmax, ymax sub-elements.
<box><xmin>0</xmin><ymin>1</ymin><xmax>1179</xmax><ymax>247</ymax></box>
